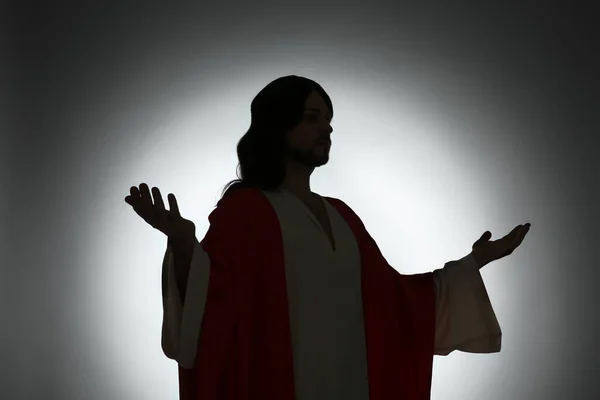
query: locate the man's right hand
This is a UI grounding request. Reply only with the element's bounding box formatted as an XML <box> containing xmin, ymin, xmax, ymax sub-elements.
<box><xmin>125</xmin><ymin>183</ymin><xmax>196</xmax><ymax>249</ymax></box>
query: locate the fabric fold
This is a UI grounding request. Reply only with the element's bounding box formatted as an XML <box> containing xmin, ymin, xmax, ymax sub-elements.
<box><xmin>433</xmin><ymin>253</ymin><xmax>502</xmax><ymax>356</ymax></box>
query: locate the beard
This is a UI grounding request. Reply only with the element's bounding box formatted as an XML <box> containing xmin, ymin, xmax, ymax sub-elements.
<box><xmin>283</xmin><ymin>143</ymin><xmax>330</xmax><ymax>168</ymax></box>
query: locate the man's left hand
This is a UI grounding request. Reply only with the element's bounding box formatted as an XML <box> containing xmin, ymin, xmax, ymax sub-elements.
<box><xmin>471</xmin><ymin>223</ymin><xmax>532</xmax><ymax>269</ymax></box>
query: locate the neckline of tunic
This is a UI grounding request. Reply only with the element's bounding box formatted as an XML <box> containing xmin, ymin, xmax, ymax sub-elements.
<box><xmin>277</xmin><ymin>188</ymin><xmax>337</xmax><ymax>253</ymax></box>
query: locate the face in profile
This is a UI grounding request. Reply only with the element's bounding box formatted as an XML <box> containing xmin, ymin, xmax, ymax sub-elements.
<box><xmin>284</xmin><ymin>90</ymin><xmax>334</xmax><ymax>168</ymax></box>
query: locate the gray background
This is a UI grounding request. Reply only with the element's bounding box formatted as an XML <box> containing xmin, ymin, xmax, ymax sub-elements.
<box><xmin>4</xmin><ymin>1</ymin><xmax>598</xmax><ymax>399</ymax></box>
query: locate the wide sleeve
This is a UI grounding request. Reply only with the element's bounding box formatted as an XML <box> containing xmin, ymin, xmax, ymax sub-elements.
<box><xmin>161</xmin><ymin>237</ymin><xmax>212</xmax><ymax>368</ymax></box>
<box><xmin>432</xmin><ymin>253</ymin><xmax>502</xmax><ymax>356</ymax></box>
<box><xmin>160</xmin><ymin>189</ymin><xmax>255</xmax><ymax>376</ymax></box>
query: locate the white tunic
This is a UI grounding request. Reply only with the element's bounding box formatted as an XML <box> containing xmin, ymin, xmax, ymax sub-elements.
<box><xmin>161</xmin><ymin>188</ymin><xmax>502</xmax><ymax>399</ymax></box>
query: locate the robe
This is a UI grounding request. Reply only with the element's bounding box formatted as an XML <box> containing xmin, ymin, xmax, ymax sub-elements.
<box><xmin>161</xmin><ymin>187</ymin><xmax>502</xmax><ymax>400</ymax></box>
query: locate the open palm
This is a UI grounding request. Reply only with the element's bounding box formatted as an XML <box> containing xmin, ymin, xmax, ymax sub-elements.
<box><xmin>125</xmin><ymin>183</ymin><xmax>196</xmax><ymax>249</ymax></box>
<box><xmin>472</xmin><ymin>223</ymin><xmax>531</xmax><ymax>268</ymax></box>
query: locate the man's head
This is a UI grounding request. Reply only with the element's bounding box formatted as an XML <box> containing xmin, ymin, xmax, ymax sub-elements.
<box><xmin>283</xmin><ymin>90</ymin><xmax>334</xmax><ymax>171</ymax></box>
<box><xmin>220</xmin><ymin>75</ymin><xmax>334</xmax><ymax>201</ymax></box>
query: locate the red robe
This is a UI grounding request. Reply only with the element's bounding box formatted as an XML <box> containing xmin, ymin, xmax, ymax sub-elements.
<box><xmin>178</xmin><ymin>188</ymin><xmax>436</xmax><ymax>399</ymax></box>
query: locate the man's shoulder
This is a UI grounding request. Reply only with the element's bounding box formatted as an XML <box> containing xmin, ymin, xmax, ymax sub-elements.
<box><xmin>322</xmin><ymin>195</ymin><xmax>352</xmax><ymax>213</ymax></box>
<box><xmin>322</xmin><ymin>195</ymin><xmax>365</xmax><ymax>231</ymax></box>
<box><xmin>216</xmin><ymin>187</ymin><xmax>273</xmax><ymax>212</ymax></box>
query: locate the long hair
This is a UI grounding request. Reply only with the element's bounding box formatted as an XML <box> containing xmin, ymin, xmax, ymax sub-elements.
<box><xmin>216</xmin><ymin>75</ymin><xmax>334</xmax><ymax>205</ymax></box>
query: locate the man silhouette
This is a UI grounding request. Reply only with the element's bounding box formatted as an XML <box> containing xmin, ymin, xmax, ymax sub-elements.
<box><xmin>126</xmin><ymin>75</ymin><xmax>531</xmax><ymax>399</ymax></box>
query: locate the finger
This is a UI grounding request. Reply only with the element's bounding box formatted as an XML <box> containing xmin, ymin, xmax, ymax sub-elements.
<box><xmin>168</xmin><ymin>193</ymin><xmax>181</xmax><ymax>217</ymax></box>
<box><xmin>512</xmin><ymin>224</ymin><xmax>531</xmax><ymax>247</ymax></box>
<box><xmin>508</xmin><ymin>224</ymin><xmax>524</xmax><ymax>239</ymax></box>
<box><xmin>478</xmin><ymin>231</ymin><xmax>490</xmax><ymax>241</ymax></box>
<box><xmin>514</xmin><ymin>224</ymin><xmax>530</xmax><ymax>239</ymax></box>
<box><xmin>505</xmin><ymin>224</ymin><xmax>530</xmax><ymax>254</ymax></box>
<box><xmin>127</xmin><ymin>185</ymin><xmax>142</xmax><ymax>211</ymax></box>
<box><xmin>129</xmin><ymin>185</ymin><xmax>139</xmax><ymax>199</ymax></box>
<box><xmin>501</xmin><ymin>225</ymin><xmax>523</xmax><ymax>245</ymax></box>
<box><xmin>126</xmin><ymin>186</ymin><xmax>150</xmax><ymax>221</ymax></box>
<box><xmin>152</xmin><ymin>187</ymin><xmax>166</xmax><ymax>212</ymax></box>
<box><xmin>139</xmin><ymin>183</ymin><xmax>154</xmax><ymax>218</ymax></box>
<box><xmin>126</xmin><ymin>186</ymin><xmax>140</xmax><ymax>206</ymax></box>
<box><xmin>473</xmin><ymin>231</ymin><xmax>490</xmax><ymax>247</ymax></box>
<box><xmin>494</xmin><ymin>227</ymin><xmax>519</xmax><ymax>254</ymax></box>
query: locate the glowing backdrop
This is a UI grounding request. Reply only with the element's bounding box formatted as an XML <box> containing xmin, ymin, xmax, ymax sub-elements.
<box><xmin>5</xmin><ymin>2</ymin><xmax>597</xmax><ymax>399</ymax></box>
